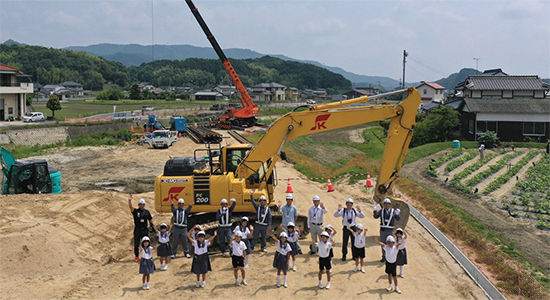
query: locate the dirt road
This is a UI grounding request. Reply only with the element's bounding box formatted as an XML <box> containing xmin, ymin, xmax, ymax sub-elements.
<box><xmin>0</xmin><ymin>134</ymin><xmax>487</xmax><ymax>299</ymax></box>
<box><xmin>402</xmin><ymin>151</ymin><xmax>550</xmax><ymax>274</ymax></box>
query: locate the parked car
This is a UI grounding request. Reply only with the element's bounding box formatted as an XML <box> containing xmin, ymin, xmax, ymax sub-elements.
<box><xmin>23</xmin><ymin>112</ymin><xmax>45</xmax><ymax>122</ymax></box>
<box><xmin>306</xmin><ymin>99</ymin><xmax>316</xmax><ymax>104</ymax></box>
<box><xmin>142</xmin><ymin>105</ymin><xmax>154</xmax><ymax>111</ymax></box>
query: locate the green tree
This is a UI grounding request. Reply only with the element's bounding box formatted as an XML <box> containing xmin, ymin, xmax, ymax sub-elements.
<box><xmin>96</xmin><ymin>89</ymin><xmax>125</xmax><ymax>100</ymax></box>
<box><xmin>128</xmin><ymin>84</ymin><xmax>142</xmax><ymax>100</ymax></box>
<box><xmin>25</xmin><ymin>94</ymin><xmax>33</xmax><ymax>105</ymax></box>
<box><xmin>478</xmin><ymin>130</ymin><xmax>499</xmax><ymax>149</ymax></box>
<box><xmin>411</xmin><ymin>106</ymin><xmax>460</xmax><ymax>147</ymax></box>
<box><xmin>46</xmin><ymin>95</ymin><xmax>62</xmax><ymax>118</ymax></box>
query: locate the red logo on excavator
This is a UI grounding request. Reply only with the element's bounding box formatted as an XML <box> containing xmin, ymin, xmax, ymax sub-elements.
<box><xmin>310</xmin><ymin>114</ymin><xmax>331</xmax><ymax>131</ymax></box>
<box><xmin>163</xmin><ymin>187</ymin><xmax>185</xmax><ymax>202</ymax></box>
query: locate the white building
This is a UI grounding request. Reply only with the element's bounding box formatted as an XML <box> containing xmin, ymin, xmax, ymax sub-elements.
<box><xmin>416</xmin><ymin>81</ymin><xmax>446</xmax><ymax>106</ymax></box>
<box><xmin>0</xmin><ymin>63</ymin><xmax>33</xmax><ymax>121</ymax></box>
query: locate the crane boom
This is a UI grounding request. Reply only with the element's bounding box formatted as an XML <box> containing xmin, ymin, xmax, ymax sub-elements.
<box><xmin>185</xmin><ymin>0</ymin><xmax>257</xmax><ymax>113</ymax></box>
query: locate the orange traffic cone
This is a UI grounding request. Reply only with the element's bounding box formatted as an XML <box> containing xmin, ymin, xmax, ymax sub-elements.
<box><xmin>366</xmin><ymin>172</ymin><xmax>372</xmax><ymax>187</ymax></box>
<box><xmin>178</xmin><ymin>132</ymin><xmax>182</xmax><ymax>138</ymax></box>
<box><xmin>327</xmin><ymin>178</ymin><xmax>335</xmax><ymax>192</ymax></box>
<box><xmin>130</xmin><ymin>125</ymin><xmax>135</xmax><ymax>133</ymax></box>
<box><xmin>286</xmin><ymin>178</ymin><xmax>294</xmax><ymax>193</ymax></box>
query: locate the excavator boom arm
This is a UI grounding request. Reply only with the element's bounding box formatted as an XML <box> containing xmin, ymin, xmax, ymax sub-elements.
<box><xmin>235</xmin><ymin>88</ymin><xmax>421</xmax><ymax>203</ymax></box>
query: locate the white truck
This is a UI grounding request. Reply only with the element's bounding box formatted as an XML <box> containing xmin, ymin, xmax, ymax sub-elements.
<box><xmin>142</xmin><ymin>130</ymin><xmax>178</xmax><ymax>149</ymax></box>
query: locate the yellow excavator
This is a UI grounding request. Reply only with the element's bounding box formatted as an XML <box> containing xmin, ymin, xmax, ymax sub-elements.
<box><xmin>155</xmin><ymin>88</ymin><xmax>420</xmax><ymax>233</ymax></box>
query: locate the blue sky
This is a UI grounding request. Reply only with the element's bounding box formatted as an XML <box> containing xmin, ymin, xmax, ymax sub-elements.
<box><xmin>1</xmin><ymin>0</ymin><xmax>549</xmax><ymax>82</ymax></box>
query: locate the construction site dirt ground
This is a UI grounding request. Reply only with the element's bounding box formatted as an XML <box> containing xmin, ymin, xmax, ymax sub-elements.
<box><xmin>1</xmin><ymin>132</ymin><xmax>488</xmax><ymax>299</ymax></box>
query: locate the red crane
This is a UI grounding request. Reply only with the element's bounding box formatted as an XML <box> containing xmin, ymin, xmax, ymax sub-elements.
<box><xmin>186</xmin><ymin>0</ymin><xmax>259</xmax><ymax>129</ymax></box>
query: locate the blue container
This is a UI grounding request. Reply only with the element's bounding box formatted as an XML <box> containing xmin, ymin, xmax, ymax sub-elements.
<box><xmin>170</xmin><ymin>116</ymin><xmax>187</xmax><ymax>132</ymax></box>
<box><xmin>452</xmin><ymin>140</ymin><xmax>461</xmax><ymax>149</ymax></box>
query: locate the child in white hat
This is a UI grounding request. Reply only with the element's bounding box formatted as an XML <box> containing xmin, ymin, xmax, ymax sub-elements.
<box><xmin>188</xmin><ymin>229</ymin><xmax>217</xmax><ymax>288</ymax></box>
<box><xmin>348</xmin><ymin>223</ymin><xmax>368</xmax><ymax>273</ymax></box>
<box><xmin>375</xmin><ymin>235</ymin><xmax>402</xmax><ymax>294</ymax></box>
<box><xmin>138</xmin><ymin>236</ymin><xmax>158</xmax><ymax>290</ymax></box>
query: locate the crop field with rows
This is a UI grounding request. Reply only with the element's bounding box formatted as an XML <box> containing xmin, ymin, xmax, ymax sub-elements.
<box><xmin>427</xmin><ymin>148</ymin><xmax>548</xmax><ymax>230</ymax></box>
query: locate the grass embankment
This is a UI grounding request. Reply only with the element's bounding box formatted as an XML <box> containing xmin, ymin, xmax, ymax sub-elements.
<box><xmin>3</xmin><ymin>128</ymin><xmax>133</xmax><ymax>159</ymax></box>
<box><xmin>246</xmin><ymin>125</ymin><xmax>549</xmax><ymax>297</ymax></box>
<box><xmin>32</xmin><ymin>99</ymin><xmax>225</xmax><ymax>120</ymax></box>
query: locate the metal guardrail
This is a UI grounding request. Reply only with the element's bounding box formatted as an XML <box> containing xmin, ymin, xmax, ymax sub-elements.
<box><xmin>408</xmin><ymin>204</ymin><xmax>505</xmax><ymax>300</ymax></box>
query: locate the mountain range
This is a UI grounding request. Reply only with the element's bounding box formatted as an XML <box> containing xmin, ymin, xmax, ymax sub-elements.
<box><xmin>5</xmin><ymin>39</ymin><xmax>548</xmax><ymax>90</ymax></box>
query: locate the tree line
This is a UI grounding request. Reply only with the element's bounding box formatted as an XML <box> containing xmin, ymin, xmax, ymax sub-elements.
<box><xmin>0</xmin><ymin>44</ymin><xmax>352</xmax><ymax>93</ymax></box>
<box><xmin>0</xmin><ymin>44</ymin><xmax>128</xmax><ymax>90</ymax></box>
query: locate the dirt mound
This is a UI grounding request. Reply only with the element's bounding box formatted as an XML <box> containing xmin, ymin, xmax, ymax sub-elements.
<box><xmin>0</xmin><ymin>137</ymin><xmax>488</xmax><ymax>299</ymax></box>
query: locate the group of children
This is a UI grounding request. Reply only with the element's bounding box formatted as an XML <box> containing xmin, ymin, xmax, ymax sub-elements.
<box><xmin>137</xmin><ymin>216</ymin><xmax>408</xmax><ymax>293</ymax></box>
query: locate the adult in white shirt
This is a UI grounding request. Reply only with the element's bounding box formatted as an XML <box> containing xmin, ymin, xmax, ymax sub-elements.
<box><xmin>333</xmin><ymin>198</ymin><xmax>365</xmax><ymax>261</ymax></box>
<box><xmin>307</xmin><ymin>195</ymin><xmax>327</xmax><ymax>255</ymax></box>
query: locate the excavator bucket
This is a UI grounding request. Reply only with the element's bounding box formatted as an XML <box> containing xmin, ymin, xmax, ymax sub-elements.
<box><xmin>389</xmin><ymin>198</ymin><xmax>410</xmax><ymax>230</ymax></box>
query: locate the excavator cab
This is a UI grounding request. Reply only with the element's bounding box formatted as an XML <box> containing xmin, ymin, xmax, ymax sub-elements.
<box><xmin>5</xmin><ymin>160</ymin><xmax>61</xmax><ymax>194</ymax></box>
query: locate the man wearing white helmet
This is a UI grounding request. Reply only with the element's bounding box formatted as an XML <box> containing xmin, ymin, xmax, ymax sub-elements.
<box><xmin>250</xmin><ymin>194</ymin><xmax>272</xmax><ymax>252</ymax></box>
<box><xmin>216</xmin><ymin>198</ymin><xmax>237</xmax><ymax>257</ymax></box>
<box><xmin>307</xmin><ymin>195</ymin><xmax>327</xmax><ymax>255</ymax></box>
<box><xmin>128</xmin><ymin>194</ymin><xmax>154</xmax><ymax>263</ymax></box>
<box><xmin>171</xmin><ymin>197</ymin><xmax>195</xmax><ymax>259</ymax></box>
<box><xmin>334</xmin><ymin>198</ymin><xmax>365</xmax><ymax>261</ymax></box>
<box><xmin>373</xmin><ymin>198</ymin><xmax>400</xmax><ymax>262</ymax></box>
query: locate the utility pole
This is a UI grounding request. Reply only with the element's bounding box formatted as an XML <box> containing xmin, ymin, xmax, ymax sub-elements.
<box><xmin>151</xmin><ymin>0</ymin><xmax>155</xmax><ymax>62</ymax></box>
<box><xmin>473</xmin><ymin>57</ymin><xmax>480</xmax><ymax>73</ymax></box>
<box><xmin>402</xmin><ymin>50</ymin><xmax>408</xmax><ymax>89</ymax></box>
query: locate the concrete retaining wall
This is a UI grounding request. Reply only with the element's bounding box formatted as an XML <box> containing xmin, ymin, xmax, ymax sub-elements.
<box><xmin>1</xmin><ymin>122</ymin><xmax>132</xmax><ymax>146</ymax></box>
<box><xmin>6</xmin><ymin>127</ymin><xmax>70</xmax><ymax>146</ymax></box>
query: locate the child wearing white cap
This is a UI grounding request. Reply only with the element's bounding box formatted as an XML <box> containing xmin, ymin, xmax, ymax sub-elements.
<box><xmin>312</xmin><ymin>231</ymin><xmax>333</xmax><ymax>289</ymax></box>
<box><xmin>231</xmin><ymin>231</ymin><xmax>247</xmax><ymax>286</ymax></box>
<box><xmin>152</xmin><ymin>223</ymin><xmax>172</xmax><ymax>270</ymax></box>
<box><xmin>394</xmin><ymin>228</ymin><xmax>408</xmax><ymax>277</ymax></box>
<box><xmin>188</xmin><ymin>229</ymin><xmax>217</xmax><ymax>288</ymax></box>
<box><xmin>348</xmin><ymin>223</ymin><xmax>368</xmax><ymax>273</ymax></box>
<box><xmin>271</xmin><ymin>231</ymin><xmax>292</xmax><ymax>288</ymax></box>
<box><xmin>279</xmin><ymin>221</ymin><xmax>300</xmax><ymax>271</ymax></box>
<box><xmin>138</xmin><ymin>236</ymin><xmax>158</xmax><ymax>290</ymax></box>
<box><xmin>233</xmin><ymin>217</ymin><xmax>253</xmax><ymax>268</ymax></box>
<box><xmin>375</xmin><ymin>235</ymin><xmax>402</xmax><ymax>294</ymax></box>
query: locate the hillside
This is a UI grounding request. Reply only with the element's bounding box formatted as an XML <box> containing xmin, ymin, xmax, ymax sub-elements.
<box><xmin>128</xmin><ymin>56</ymin><xmax>352</xmax><ymax>92</ymax></box>
<box><xmin>435</xmin><ymin>68</ymin><xmax>480</xmax><ymax>89</ymax></box>
<box><xmin>67</xmin><ymin>43</ymin><xmax>400</xmax><ymax>90</ymax></box>
<box><xmin>0</xmin><ymin>44</ymin><xmax>128</xmax><ymax>90</ymax></box>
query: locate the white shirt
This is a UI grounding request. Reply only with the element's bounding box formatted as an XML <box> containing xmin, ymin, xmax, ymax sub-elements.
<box><xmin>141</xmin><ymin>246</ymin><xmax>153</xmax><ymax>259</ymax></box>
<box><xmin>397</xmin><ymin>237</ymin><xmax>407</xmax><ymax>250</ymax></box>
<box><xmin>286</xmin><ymin>230</ymin><xmax>299</xmax><ymax>243</ymax></box>
<box><xmin>384</xmin><ymin>244</ymin><xmax>398</xmax><ymax>263</ymax></box>
<box><xmin>308</xmin><ymin>205</ymin><xmax>328</xmax><ymax>228</ymax></box>
<box><xmin>275</xmin><ymin>240</ymin><xmax>292</xmax><ymax>255</ymax></box>
<box><xmin>232</xmin><ymin>240</ymin><xmax>247</xmax><ymax>257</ymax></box>
<box><xmin>158</xmin><ymin>231</ymin><xmax>171</xmax><ymax>244</ymax></box>
<box><xmin>193</xmin><ymin>239</ymin><xmax>210</xmax><ymax>255</ymax></box>
<box><xmin>334</xmin><ymin>207</ymin><xmax>365</xmax><ymax>226</ymax></box>
<box><xmin>354</xmin><ymin>232</ymin><xmax>366</xmax><ymax>248</ymax></box>
<box><xmin>315</xmin><ymin>240</ymin><xmax>332</xmax><ymax>258</ymax></box>
<box><xmin>233</xmin><ymin>225</ymin><xmax>251</xmax><ymax>238</ymax></box>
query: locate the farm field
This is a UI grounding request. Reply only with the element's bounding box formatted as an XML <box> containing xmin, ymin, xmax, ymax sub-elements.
<box><xmin>427</xmin><ymin>148</ymin><xmax>549</xmax><ymax>231</ymax></box>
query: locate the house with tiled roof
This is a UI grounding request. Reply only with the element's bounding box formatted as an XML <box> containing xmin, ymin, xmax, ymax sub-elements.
<box><xmin>416</xmin><ymin>81</ymin><xmax>446</xmax><ymax>107</ymax></box>
<box><xmin>249</xmin><ymin>82</ymin><xmax>286</xmax><ymax>103</ymax></box>
<box><xmin>0</xmin><ymin>63</ymin><xmax>33</xmax><ymax>120</ymax></box>
<box><xmin>455</xmin><ymin>71</ymin><xmax>550</xmax><ymax>142</ymax></box>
